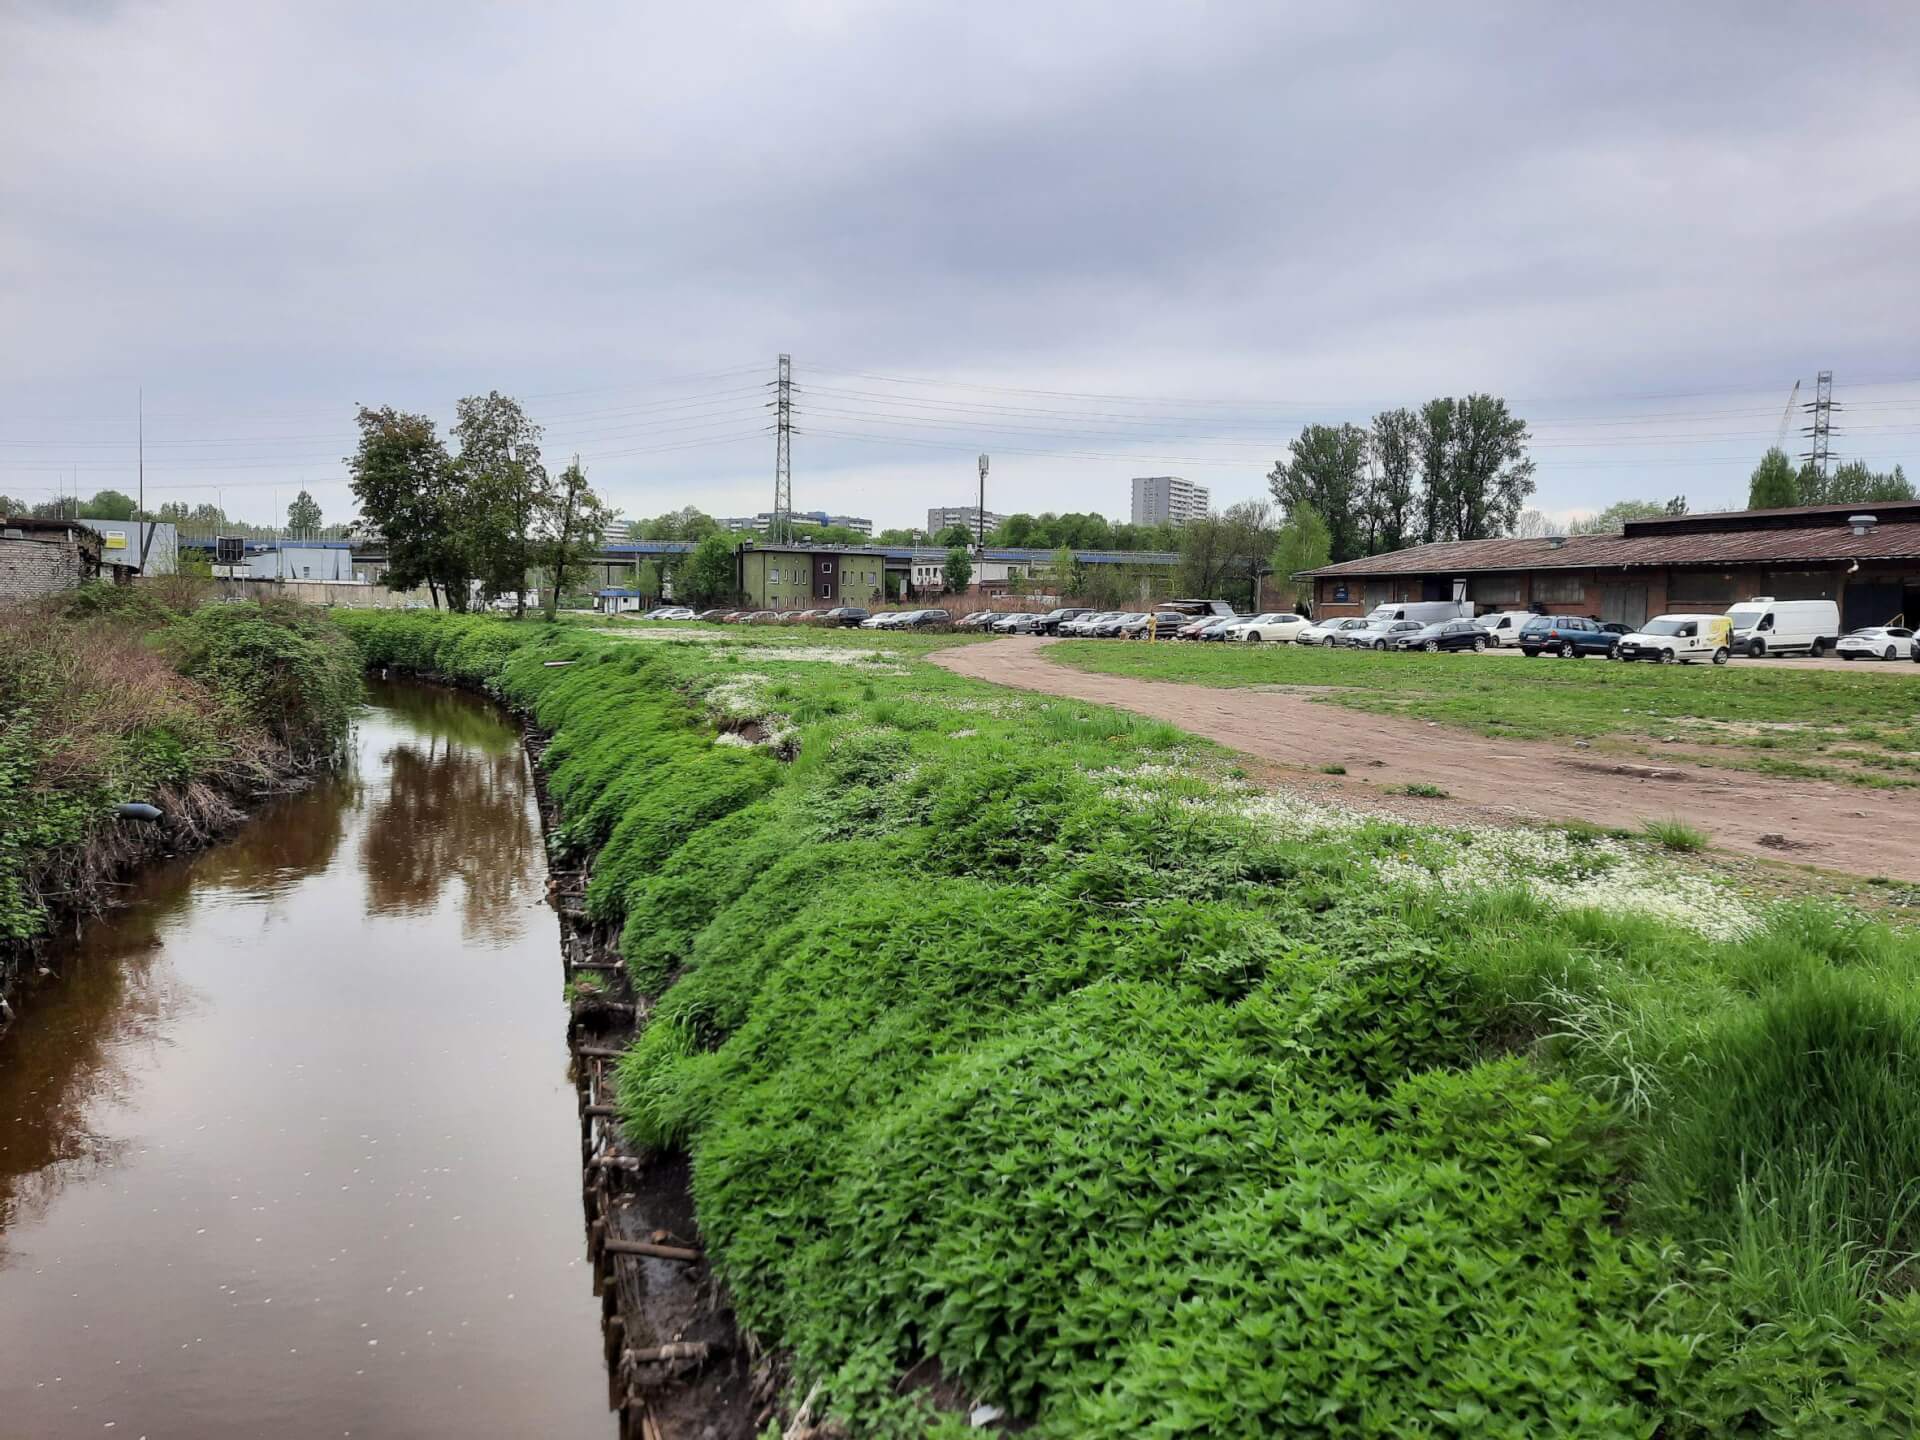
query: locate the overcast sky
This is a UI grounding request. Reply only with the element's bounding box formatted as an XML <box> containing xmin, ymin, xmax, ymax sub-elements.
<box><xmin>3</xmin><ymin>1</ymin><xmax>1917</xmax><ymax>533</ymax></box>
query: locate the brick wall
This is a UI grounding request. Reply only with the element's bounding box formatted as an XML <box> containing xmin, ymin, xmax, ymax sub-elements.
<box><xmin>0</xmin><ymin>534</ymin><xmax>95</xmax><ymax>602</ymax></box>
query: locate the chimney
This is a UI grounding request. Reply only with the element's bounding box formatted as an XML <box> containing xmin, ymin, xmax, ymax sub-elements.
<box><xmin>1848</xmin><ymin>514</ymin><xmax>1877</xmax><ymax>535</ymax></box>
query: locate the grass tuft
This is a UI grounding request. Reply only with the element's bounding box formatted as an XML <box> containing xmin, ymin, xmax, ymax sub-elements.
<box><xmin>1645</xmin><ymin>816</ymin><xmax>1710</xmax><ymax>852</ymax></box>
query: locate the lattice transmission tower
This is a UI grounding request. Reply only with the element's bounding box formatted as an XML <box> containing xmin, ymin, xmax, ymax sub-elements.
<box><xmin>768</xmin><ymin>354</ymin><xmax>793</xmax><ymax>543</ymax></box>
<box><xmin>1800</xmin><ymin>368</ymin><xmax>1838</xmax><ymax>478</ymax></box>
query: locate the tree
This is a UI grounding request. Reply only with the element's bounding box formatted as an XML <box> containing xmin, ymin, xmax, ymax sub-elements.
<box><xmin>1807</xmin><ymin>460</ymin><xmax>1915</xmax><ymax>505</ymax></box>
<box><xmin>677</xmin><ymin>533</ymin><xmax>736</xmax><ymax>606</ymax></box>
<box><xmin>1268</xmin><ymin>424</ymin><xmax>1368</xmax><ymax>562</ymax></box>
<box><xmin>1270</xmin><ymin>502</ymin><xmax>1331</xmax><ymax>611</ymax></box>
<box><xmin>1567</xmin><ymin>499</ymin><xmax>1675</xmax><ymax>535</ymax></box>
<box><xmin>347</xmin><ymin>405</ymin><xmax>471</xmax><ymax>610</ymax></box>
<box><xmin>1052</xmin><ymin>544</ymin><xmax>1085</xmax><ymax>598</ymax></box>
<box><xmin>0</xmin><ymin>493</ymin><xmax>24</xmax><ymax>515</ymax></box>
<box><xmin>31</xmin><ymin>496</ymin><xmax>80</xmax><ymax>519</ymax></box>
<box><xmin>80</xmin><ymin>489</ymin><xmax>138</xmax><ymax>520</ymax></box>
<box><xmin>286</xmin><ymin>489</ymin><xmax>323</xmax><ymax>533</ymax></box>
<box><xmin>943</xmin><ymin>546</ymin><xmax>973</xmax><ymax>593</ymax></box>
<box><xmin>452</xmin><ymin>391</ymin><xmax>550</xmax><ymax>617</ymax></box>
<box><xmin>933</xmin><ymin>523</ymin><xmax>974</xmax><ymax>548</ymax></box>
<box><xmin>1416</xmin><ymin>394</ymin><xmax>1535</xmax><ymax>542</ymax></box>
<box><xmin>1175</xmin><ymin>500</ymin><xmax>1274</xmax><ymax>610</ymax></box>
<box><xmin>1364</xmin><ymin>408</ymin><xmax>1422</xmax><ymax>554</ymax></box>
<box><xmin>1509</xmin><ymin>509</ymin><xmax>1555</xmax><ymax>538</ymax></box>
<box><xmin>1664</xmin><ymin>495</ymin><xmax>1689</xmax><ymax>515</ymax></box>
<box><xmin>874</xmin><ymin>527</ymin><xmax>919</xmax><ymax>545</ymax></box>
<box><xmin>629</xmin><ymin>506</ymin><xmax>720</xmax><ymax>542</ymax></box>
<box><xmin>534</xmin><ymin>458</ymin><xmax>616</xmax><ymax>621</ymax></box>
<box><xmin>635</xmin><ymin>560</ymin><xmax>663</xmax><ymax>601</ymax></box>
<box><xmin>1747</xmin><ymin>448</ymin><xmax>1799</xmax><ymax>509</ymax></box>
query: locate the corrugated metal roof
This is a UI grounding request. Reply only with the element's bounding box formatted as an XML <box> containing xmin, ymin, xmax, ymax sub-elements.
<box><xmin>1310</xmin><ymin>520</ymin><xmax>1920</xmax><ymax>578</ymax></box>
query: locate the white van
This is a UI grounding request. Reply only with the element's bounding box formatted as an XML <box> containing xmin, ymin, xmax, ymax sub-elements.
<box><xmin>1723</xmin><ymin>597</ymin><xmax>1841</xmax><ymax>658</ymax></box>
<box><xmin>1614</xmin><ymin>614</ymin><xmax>1732</xmax><ymax>665</ymax></box>
<box><xmin>1472</xmin><ymin>610</ymin><xmax>1535</xmax><ymax>647</ymax></box>
<box><xmin>1363</xmin><ymin>601</ymin><xmax>1472</xmax><ymax>626</ymax></box>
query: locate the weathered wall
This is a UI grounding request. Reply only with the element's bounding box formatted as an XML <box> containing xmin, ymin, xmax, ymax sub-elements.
<box><xmin>136</xmin><ymin>576</ymin><xmax>434</xmax><ymax>609</ymax></box>
<box><xmin>0</xmin><ymin>534</ymin><xmax>95</xmax><ymax>602</ymax></box>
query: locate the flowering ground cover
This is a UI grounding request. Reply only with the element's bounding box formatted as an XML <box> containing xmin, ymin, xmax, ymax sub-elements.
<box><xmin>343</xmin><ymin>610</ymin><xmax>1920</xmax><ymax>1438</ymax></box>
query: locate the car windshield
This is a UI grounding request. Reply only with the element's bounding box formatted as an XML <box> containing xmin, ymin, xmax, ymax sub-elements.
<box><xmin>1640</xmin><ymin>619</ymin><xmax>1691</xmax><ymax>636</ymax></box>
<box><xmin>1727</xmin><ymin>607</ymin><xmax>1765</xmax><ymax>629</ymax></box>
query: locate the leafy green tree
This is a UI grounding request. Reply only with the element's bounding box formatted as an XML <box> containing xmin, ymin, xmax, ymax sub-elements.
<box><xmin>1664</xmin><ymin>494</ymin><xmax>1688</xmax><ymax>515</ymax></box>
<box><xmin>534</xmin><ymin>458</ymin><xmax>616</xmax><ymax>621</ymax></box>
<box><xmin>1747</xmin><ymin>447</ymin><xmax>1799</xmax><ymax>508</ymax></box>
<box><xmin>1270</xmin><ymin>502</ymin><xmax>1331</xmax><ymax>611</ymax></box>
<box><xmin>788</xmin><ymin>523</ymin><xmax>866</xmax><ymax>546</ymax></box>
<box><xmin>80</xmin><ymin>489</ymin><xmax>138</xmax><ymax>520</ymax></box>
<box><xmin>933</xmin><ymin>523</ymin><xmax>974</xmax><ymax>548</ymax></box>
<box><xmin>629</xmin><ymin>506</ymin><xmax>720</xmax><ymax>542</ymax></box>
<box><xmin>1052</xmin><ymin>544</ymin><xmax>1086</xmax><ymax>598</ymax></box>
<box><xmin>635</xmin><ymin>559</ymin><xmax>662</xmax><ymax>601</ymax></box>
<box><xmin>0</xmin><ymin>493</ymin><xmax>25</xmax><ymax>515</ymax></box>
<box><xmin>1363</xmin><ymin>409</ymin><xmax>1422</xmax><ymax>554</ymax></box>
<box><xmin>1268</xmin><ymin>423</ymin><xmax>1368</xmax><ymax>562</ymax></box>
<box><xmin>31</xmin><ymin>496</ymin><xmax>80</xmax><ymax>519</ymax></box>
<box><xmin>1175</xmin><ymin>501</ymin><xmax>1274</xmax><ymax>610</ymax></box>
<box><xmin>1567</xmin><ymin>499</ymin><xmax>1675</xmax><ymax>535</ymax></box>
<box><xmin>874</xmin><ymin>527</ymin><xmax>919</xmax><ymax>545</ymax></box>
<box><xmin>1417</xmin><ymin>394</ymin><xmax>1535</xmax><ymax>542</ymax></box>
<box><xmin>452</xmin><ymin>391</ymin><xmax>550</xmax><ymax>617</ymax></box>
<box><xmin>347</xmin><ymin>405</ymin><xmax>472</xmax><ymax>610</ymax></box>
<box><xmin>1805</xmin><ymin>460</ymin><xmax>1915</xmax><ymax>505</ymax></box>
<box><xmin>677</xmin><ymin>533</ymin><xmax>736</xmax><ymax>606</ymax></box>
<box><xmin>286</xmin><ymin>489</ymin><xmax>323</xmax><ymax>533</ymax></box>
<box><xmin>943</xmin><ymin>547</ymin><xmax>973</xmax><ymax>592</ymax></box>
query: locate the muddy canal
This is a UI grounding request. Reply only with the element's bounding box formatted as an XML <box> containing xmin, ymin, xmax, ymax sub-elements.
<box><xmin>0</xmin><ymin>681</ymin><xmax>612</xmax><ymax>1437</ymax></box>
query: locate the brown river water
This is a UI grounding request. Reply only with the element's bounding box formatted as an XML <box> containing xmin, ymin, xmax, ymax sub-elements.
<box><xmin>0</xmin><ymin>680</ymin><xmax>613</xmax><ymax>1438</ymax></box>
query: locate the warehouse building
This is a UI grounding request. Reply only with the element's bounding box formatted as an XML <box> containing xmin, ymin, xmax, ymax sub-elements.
<box><xmin>1300</xmin><ymin>500</ymin><xmax>1920</xmax><ymax>633</ymax></box>
<box><xmin>735</xmin><ymin>543</ymin><xmax>888</xmax><ymax>609</ymax></box>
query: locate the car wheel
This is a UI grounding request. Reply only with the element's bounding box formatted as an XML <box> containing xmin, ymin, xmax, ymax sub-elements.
<box><xmin>1373</xmin><ymin>639</ymin><xmax>1387</xmax><ymax>651</ymax></box>
<box><xmin>1659</xmin><ymin>649</ymin><xmax>1675</xmax><ymax>663</ymax></box>
<box><xmin>1712</xmin><ymin>647</ymin><xmax>1730</xmax><ymax>665</ymax></box>
<box><xmin>1887</xmin><ymin>646</ymin><xmax>1898</xmax><ymax>662</ymax></box>
<box><xmin>1809</xmin><ymin>637</ymin><xmax>1826</xmax><ymax>658</ymax></box>
<box><xmin>1472</xmin><ymin>637</ymin><xmax>1487</xmax><ymax>652</ymax></box>
<box><xmin>1559</xmin><ymin>641</ymin><xmax>1577</xmax><ymax>659</ymax></box>
<box><xmin>1423</xmin><ymin>640</ymin><xmax>1440</xmax><ymax>652</ymax></box>
<box><xmin>1842</xmin><ymin>652</ymin><xmax>1856</xmax><ymax>660</ymax></box>
<box><xmin>1748</xmin><ymin>637</ymin><xmax>1766</xmax><ymax>659</ymax></box>
<box><xmin>1248</xmin><ymin>631</ymin><xmax>1262</xmax><ymax>643</ymax></box>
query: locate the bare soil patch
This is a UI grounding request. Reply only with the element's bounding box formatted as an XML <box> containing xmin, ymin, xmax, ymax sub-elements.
<box><xmin>932</xmin><ymin>637</ymin><xmax>1920</xmax><ymax>880</ymax></box>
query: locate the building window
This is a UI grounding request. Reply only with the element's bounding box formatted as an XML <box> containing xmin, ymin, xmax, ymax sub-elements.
<box><xmin>822</xmin><ymin>584</ymin><xmax>832</xmax><ymax>599</ymax></box>
<box><xmin>1534</xmin><ymin>572</ymin><xmax>1585</xmax><ymax>603</ymax></box>
<box><xmin>769</xmin><ymin>567</ymin><xmax>781</xmax><ymax>583</ymax></box>
<box><xmin>821</xmin><ymin>561</ymin><xmax>833</xmax><ymax>573</ymax></box>
<box><xmin>1669</xmin><ymin>570</ymin><xmax>1736</xmax><ymax>606</ymax></box>
<box><xmin>1469</xmin><ymin>575</ymin><xmax>1521</xmax><ymax>606</ymax></box>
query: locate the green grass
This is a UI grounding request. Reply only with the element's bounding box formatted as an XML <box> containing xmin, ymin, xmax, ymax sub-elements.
<box><xmin>1645</xmin><ymin>817</ymin><xmax>1710</xmax><ymax>852</ymax></box>
<box><xmin>341</xmin><ymin>611</ymin><xmax>1920</xmax><ymax>1436</ymax></box>
<box><xmin>1319</xmin><ymin>762</ymin><xmax>1347</xmax><ymax>775</ymax></box>
<box><xmin>1398</xmin><ymin>781</ymin><xmax>1449</xmax><ymax>797</ymax></box>
<box><xmin>1046</xmin><ymin>640</ymin><xmax>1920</xmax><ymax>780</ymax></box>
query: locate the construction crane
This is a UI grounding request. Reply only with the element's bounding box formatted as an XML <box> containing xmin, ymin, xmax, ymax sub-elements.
<box><xmin>1774</xmin><ymin>379</ymin><xmax>1801</xmax><ymax>450</ymax></box>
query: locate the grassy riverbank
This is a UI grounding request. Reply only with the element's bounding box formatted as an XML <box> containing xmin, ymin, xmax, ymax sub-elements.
<box><xmin>343</xmin><ymin>611</ymin><xmax>1920</xmax><ymax>1437</ymax></box>
<box><xmin>1</xmin><ymin>584</ymin><xmax>359</xmax><ymax>971</ymax></box>
<box><xmin>1047</xmin><ymin>639</ymin><xmax>1920</xmax><ymax>785</ymax></box>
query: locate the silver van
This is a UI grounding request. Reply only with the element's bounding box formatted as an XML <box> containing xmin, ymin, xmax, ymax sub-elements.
<box><xmin>1363</xmin><ymin>601</ymin><xmax>1472</xmax><ymax>626</ymax></box>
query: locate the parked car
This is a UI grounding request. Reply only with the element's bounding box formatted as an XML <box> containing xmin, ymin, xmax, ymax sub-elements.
<box><xmin>898</xmin><ymin>608</ymin><xmax>951</xmax><ymax>628</ymax></box>
<box><xmin>1390</xmin><ymin>619</ymin><xmax>1490</xmax><ymax>653</ymax></box>
<box><xmin>1231</xmin><ymin>613</ymin><xmax>1311</xmax><ymax>644</ymax></box>
<box><xmin>1090</xmin><ymin>612</ymin><xmax>1146</xmax><ymax>637</ymax></box>
<box><xmin>1174</xmin><ymin>614</ymin><xmax>1220</xmax><ymax>640</ymax></box>
<box><xmin>1613</xmin><ymin>614</ymin><xmax>1732</xmax><ymax>664</ymax></box>
<box><xmin>956</xmin><ymin>611</ymin><xmax>1007</xmax><ymax>629</ymax></box>
<box><xmin>991</xmin><ymin>612</ymin><xmax>1036</xmax><ymax>633</ymax></box>
<box><xmin>1518</xmin><ymin>616</ymin><xmax>1630</xmax><ymax>658</ymax></box>
<box><xmin>1297</xmin><ymin>617</ymin><xmax>1371</xmax><ymax>647</ymax></box>
<box><xmin>1724</xmin><ymin>597</ymin><xmax>1841</xmax><ymax>658</ymax></box>
<box><xmin>1196</xmin><ymin>616</ymin><xmax>1247</xmax><ymax>641</ymax></box>
<box><xmin>820</xmin><ymin>606</ymin><xmax>869</xmax><ymax>627</ymax></box>
<box><xmin>1345</xmin><ymin>619</ymin><xmax>1424</xmax><ymax>650</ymax></box>
<box><xmin>1118</xmin><ymin>609</ymin><xmax>1199</xmax><ymax>638</ymax></box>
<box><xmin>1060</xmin><ymin>611</ymin><xmax>1122</xmax><ymax>636</ymax></box>
<box><xmin>694</xmin><ymin>608</ymin><xmax>731</xmax><ymax>620</ymax></box>
<box><xmin>1837</xmin><ymin>625</ymin><xmax>1916</xmax><ymax>661</ymax></box>
<box><xmin>787</xmin><ymin>609</ymin><xmax>822</xmax><ymax>623</ymax></box>
<box><xmin>1472</xmin><ymin>610</ymin><xmax>1536</xmax><ymax>647</ymax></box>
<box><xmin>1029</xmin><ymin>607</ymin><xmax>1093</xmax><ymax>634</ymax></box>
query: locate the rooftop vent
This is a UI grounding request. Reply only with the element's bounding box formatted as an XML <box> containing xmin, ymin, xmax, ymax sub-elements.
<box><xmin>1848</xmin><ymin>514</ymin><xmax>1877</xmax><ymax>535</ymax></box>
<box><xmin>1546</xmin><ymin>535</ymin><xmax>1568</xmax><ymax>549</ymax></box>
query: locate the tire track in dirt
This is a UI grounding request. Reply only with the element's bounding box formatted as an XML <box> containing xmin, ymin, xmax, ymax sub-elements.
<box><xmin>932</xmin><ymin>637</ymin><xmax>1920</xmax><ymax>879</ymax></box>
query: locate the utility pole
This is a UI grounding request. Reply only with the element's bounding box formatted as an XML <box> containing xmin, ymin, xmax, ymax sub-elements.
<box><xmin>136</xmin><ymin>387</ymin><xmax>154</xmax><ymax>572</ymax></box>
<box><xmin>1800</xmin><ymin>368</ymin><xmax>1838</xmax><ymax>479</ymax></box>
<box><xmin>769</xmin><ymin>354</ymin><xmax>793</xmax><ymax>543</ymax></box>
<box><xmin>976</xmin><ymin>453</ymin><xmax>989</xmax><ymax>556</ymax></box>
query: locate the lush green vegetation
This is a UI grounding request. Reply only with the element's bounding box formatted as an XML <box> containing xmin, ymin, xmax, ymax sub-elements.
<box><xmin>344</xmin><ymin>611</ymin><xmax>1920</xmax><ymax>1436</ymax></box>
<box><xmin>1047</xmin><ymin>640</ymin><xmax>1920</xmax><ymax>783</ymax></box>
<box><xmin>1</xmin><ymin>585</ymin><xmax>359</xmax><ymax>950</ymax></box>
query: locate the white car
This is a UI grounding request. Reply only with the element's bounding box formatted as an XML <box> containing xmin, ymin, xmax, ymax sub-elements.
<box><xmin>1613</xmin><ymin>614</ymin><xmax>1732</xmax><ymax>664</ymax></box>
<box><xmin>1473</xmin><ymin>610</ymin><xmax>1536</xmax><ymax>647</ymax></box>
<box><xmin>1226</xmin><ymin>612</ymin><xmax>1310</xmax><ymax>643</ymax></box>
<box><xmin>1060</xmin><ymin>611</ymin><xmax>1122</xmax><ymax>636</ymax></box>
<box><xmin>1296</xmin><ymin>617</ymin><xmax>1371</xmax><ymax>647</ymax></box>
<box><xmin>644</xmin><ymin>606</ymin><xmax>696</xmax><ymax>620</ymax></box>
<box><xmin>1341</xmin><ymin>619</ymin><xmax>1423</xmax><ymax>651</ymax></box>
<box><xmin>1837</xmin><ymin>625</ymin><xmax>1915</xmax><ymax>661</ymax></box>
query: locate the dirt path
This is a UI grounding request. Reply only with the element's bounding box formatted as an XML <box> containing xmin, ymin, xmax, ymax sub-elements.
<box><xmin>932</xmin><ymin>637</ymin><xmax>1920</xmax><ymax>879</ymax></box>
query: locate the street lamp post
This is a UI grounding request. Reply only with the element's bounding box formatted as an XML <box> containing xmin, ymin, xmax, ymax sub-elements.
<box><xmin>976</xmin><ymin>453</ymin><xmax>989</xmax><ymax>557</ymax></box>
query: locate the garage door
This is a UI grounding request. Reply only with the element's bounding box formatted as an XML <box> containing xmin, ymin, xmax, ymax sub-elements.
<box><xmin>1599</xmin><ymin>583</ymin><xmax>1648</xmax><ymax>629</ymax></box>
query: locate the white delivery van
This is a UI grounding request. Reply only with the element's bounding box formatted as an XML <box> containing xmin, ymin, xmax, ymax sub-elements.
<box><xmin>1614</xmin><ymin>614</ymin><xmax>1733</xmax><ymax>665</ymax></box>
<box><xmin>1723</xmin><ymin>597</ymin><xmax>1840</xmax><ymax>658</ymax></box>
<box><xmin>1363</xmin><ymin>601</ymin><xmax>1472</xmax><ymax>626</ymax></box>
<box><xmin>1472</xmin><ymin>609</ymin><xmax>1536</xmax><ymax>647</ymax></box>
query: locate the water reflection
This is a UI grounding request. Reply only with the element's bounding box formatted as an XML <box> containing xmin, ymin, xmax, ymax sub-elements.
<box><xmin>360</xmin><ymin>681</ymin><xmax>538</xmax><ymax>942</ymax></box>
<box><xmin>0</xmin><ymin>681</ymin><xmax>610</xmax><ymax>1438</ymax></box>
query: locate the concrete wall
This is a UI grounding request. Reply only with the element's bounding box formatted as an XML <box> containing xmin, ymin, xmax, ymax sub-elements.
<box><xmin>138</xmin><ymin>576</ymin><xmax>432</xmax><ymax>609</ymax></box>
<box><xmin>0</xmin><ymin>532</ymin><xmax>99</xmax><ymax>602</ymax></box>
